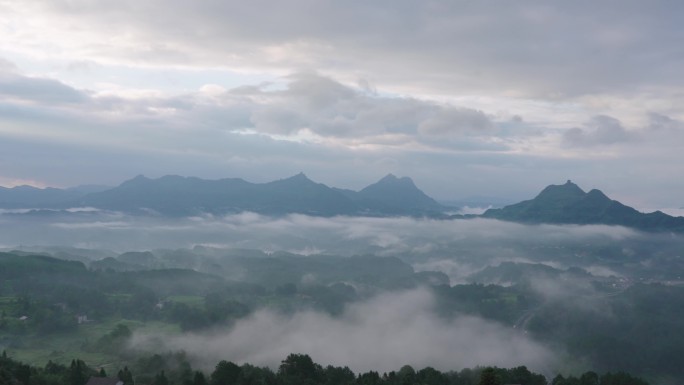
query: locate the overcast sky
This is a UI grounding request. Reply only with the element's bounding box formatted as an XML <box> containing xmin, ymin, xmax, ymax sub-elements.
<box><xmin>1</xmin><ymin>0</ymin><xmax>683</xmax><ymax>208</ymax></box>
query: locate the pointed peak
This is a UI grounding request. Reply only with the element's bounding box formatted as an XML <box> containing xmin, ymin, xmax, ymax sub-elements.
<box><xmin>378</xmin><ymin>174</ymin><xmax>415</xmax><ymax>185</ymax></box>
<box><xmin>121</xmin><ymin>174</ymin><xmax>150</xmax><ymax>186</ymax></box>
<box><xmin>288</xmin><ymin>172</ymin><xmax>310</xmax><ymax>181</ymax></box>
<box><xmin>272</xmin><ymin>172</ymin><xmax>315</xmax><ymax>185</ymax></box>
<box><xmin>586</xmin><ymin>189</ymin><xmax>610</xmax><ymax>201</ymax></box>
<box><xmin>535</xmin><ymin>180</ymin><xmax>586</xmax><ymax>201</ymax></box>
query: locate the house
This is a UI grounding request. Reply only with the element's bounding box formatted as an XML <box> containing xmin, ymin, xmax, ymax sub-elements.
<box><xmin>85</xmin><ymin>377</ymin><xmax>123</xmax><ymax>385</ymax></box>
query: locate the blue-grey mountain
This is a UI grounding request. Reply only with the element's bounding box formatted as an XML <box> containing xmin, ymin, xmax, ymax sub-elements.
<box><xmin>483</xmin><ymin>180</ymin><xmax>684</xmax><ymax>231</ymax></box>
<box><xmin>75</xmin><ymin>173</ymin><xmax>448</xmax><ymax>217</ymax></box>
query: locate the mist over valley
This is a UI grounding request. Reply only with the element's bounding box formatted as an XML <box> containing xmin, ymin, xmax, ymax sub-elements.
<box><xmin>3</xmin><ymin>1</ymin><xmax>684</xmax><ymax>384</ymax></box>
<box><xmin>3</xmin><ymin>179</ymin><xmax>684</xmax><ymax>384</ymax></box>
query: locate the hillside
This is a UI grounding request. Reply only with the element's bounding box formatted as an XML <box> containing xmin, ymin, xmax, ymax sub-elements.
<box><xmin>483</xmin><ymin>180</ymin><xmax>684</xmax><ymax>231</ymax></box>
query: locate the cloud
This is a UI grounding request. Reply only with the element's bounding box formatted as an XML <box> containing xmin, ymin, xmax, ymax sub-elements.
<box><xmin>646</xmin><ymin>112</ymin><xmax>684</xmax><ymax>133</ymax></box>
<box><xmin>563</xmin><ymin>115</ymin><xmax>630</xmax><ymax>147</ymax></box>
<box><xmin>130</xmin><ymin>288</ymin><xmax>556</xmax><ymax>373</ymax></box>
<box><xmin>0</xmin><ymin>71</ymin><xmax>87</xmax><ymax>104</ymax></box>
<box><xmin>5</xmin><ymin>1</ymin><xmax>684</xmax><ymax>101</ymax></box>
<box><xmin>2</xmin><ymin>67</ymin><xmax>684</xmax><ymax>207</ymax></box>
<box><xmin>0</xmin><ymin>57</ymin><xmax>18</xmax><ymax>72</ymax></box>
<box><xmin>233</xmin><ymin>72</ymin><xmax>499</xmax><ymax>142</ymax></box>
<box><xmin>418</xmin><ymin>107</ymin><xmax>493</xmax><ymax>136</ymax></box>
<box><xmin>0</xmin><ymin>70</ymin><xmax>508</xmax><ymax>173</ymax></box>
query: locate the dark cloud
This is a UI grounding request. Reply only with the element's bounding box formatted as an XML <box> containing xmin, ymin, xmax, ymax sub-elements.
<box><xmin>0</xmin><ymin>72</ymin><xmax>87</xmax><ymax>104</ymax></box>
<box><xmin>647</xmin><ymin>112</ymin><xmax>684</xmax><ymax>132</ymax></box>
<box><xmin>563</xmin><ymin>115</ymin><xmax>630</xmax><ymax>147</ymax></box>
<box><xmin>418</xmin><ymin>107</ymin><xmax>494</xmax><ymax>136</ymax></box>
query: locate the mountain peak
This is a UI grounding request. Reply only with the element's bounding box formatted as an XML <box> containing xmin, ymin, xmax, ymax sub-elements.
<box><xmin>280</xmin><ymin>172</ymin><xmax>312</xmax><ymax>183</ymax></box>
<box><xmin>357</xmin><ymin>174</ymin><xmax>443</xmax><ymax>212</ymax></box>
<box><xmin>120</xmin><ymin>174</ymin><xmax>151</xmax><ymax>187</ymax></box>
<box><xmin>377</xmin><ymin>173</ymin><xmax>415</xmax><ymax>186</ymax></box>
<box><xmin>483</xmin><ymin>180</ymin><xmax>684</xmax><ymax>231</ymax></box>
<box><xmin>586</xmin><ymin>188</ymin><xmax>609</xmax><ymax>199</ymax></box>
<box><xmin>535</xmin><ymin>180</ymin><xmax>586</xmax><ymax>201</ymax></box>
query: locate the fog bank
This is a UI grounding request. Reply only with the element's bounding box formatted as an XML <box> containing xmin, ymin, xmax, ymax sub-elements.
<box><xmin>130</xmin><ymin>288</ymin><xmax>556</xmax><ymax>373</ymax></box>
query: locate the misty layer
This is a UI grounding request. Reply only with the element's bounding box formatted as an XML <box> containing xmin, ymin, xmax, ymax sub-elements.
<box><xmin>129</xmin><ymin>288</ymin><xmax>555</xmax><ymax>374</ymax></box>
<box><xmin>0</xmin><ymin>212</ymin><xmax>638</xmax><ymax>253</ymax></box>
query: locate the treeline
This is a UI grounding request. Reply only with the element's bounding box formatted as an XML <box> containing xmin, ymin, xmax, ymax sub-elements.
<box><xmin>0</xmin><ymin>351</ymin><xmax>650</xmax><ymax>385</ymax></box>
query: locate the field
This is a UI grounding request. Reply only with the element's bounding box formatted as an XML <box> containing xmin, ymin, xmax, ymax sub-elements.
<box><xmin>2</xmin><ymin>315</ymin><xmax>181</xmax><ymax>369</ymax></box>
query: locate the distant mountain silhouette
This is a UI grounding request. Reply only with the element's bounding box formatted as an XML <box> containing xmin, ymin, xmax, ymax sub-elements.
<box><xmin>335</xmin><ymin>173</ymin><xmax>445</xmax><ymax>216</ymax></box>
<box><xmin>0</xmin><ymin>185</ymin><xmax>79</xmax><ymax>208</ymax></box>
<box><xmin>77</xmin><ymin>173</ymin><xmax>358</xmax><ymax>216</ymax></box>
<box><xmin>73</xmin><ymin>173</ymin><xmax>446</xmax><ymax>217</ymax></box>
<box><xmin>5</xmin><ymin>176</ymin><xmax>683</xmax><ymax>229</ymax></box>
<box><xmin>483</xmin><ymin>180</ymin><xmax>684</xmax><ymax>231</ymax></box>
<box><xmin>0</xmin><ymin>184</ymin><xmax>110</xmax><ymax>209</ymax></box>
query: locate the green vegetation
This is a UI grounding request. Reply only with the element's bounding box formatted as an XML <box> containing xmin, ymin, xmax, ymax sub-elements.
<box><xmin>0</xmin><ymin>351</ymin><xmax>651</xmax><ymax>385</ymax></box>
<box><xmin>3</xmin><ymin>247</ymin><xmax>684</xmax><ymax>383</ymax></box>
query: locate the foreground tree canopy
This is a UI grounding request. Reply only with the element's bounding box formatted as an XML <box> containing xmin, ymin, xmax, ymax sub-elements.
<box><xmin>0</xmin><ymin>351</ymin><xmax>651</xmax><ymax>385</ymax></box>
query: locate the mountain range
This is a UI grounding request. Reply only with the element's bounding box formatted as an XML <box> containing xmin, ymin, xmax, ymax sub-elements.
<box><xmin>0</xmin><ymin>173</ymin><xmax>445</xmax><ymax>217</ymax></box>
<box><xmin>2</xmin><ymin>175</ymin><xmax>683</xmax><ymax>231</ymax></box>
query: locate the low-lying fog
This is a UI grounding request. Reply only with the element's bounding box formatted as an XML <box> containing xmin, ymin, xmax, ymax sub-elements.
<box><xmin>0</xmin><ymin>210</ymin><xmax>639</xmax><ymax>254</ymax></box>
<box><xmin>2</xmin><ymin>210</ymin><xmax>661</xmax><ymax>282</ymax></box>
<box><xmin>130</xmin><ymin>288</ymin><xmax>556</xmax><ymax>374</ymax></box>
<box><xmin>5</xmin><ymin>211</ymin><xmax>683</xmax><ymax>376</ymax></box>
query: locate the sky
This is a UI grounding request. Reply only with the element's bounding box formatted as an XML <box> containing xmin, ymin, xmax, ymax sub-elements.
<box><xmin>1</xmin><ymin>0</ymin><xmax>683</xmax><ymax>208</ymax></box>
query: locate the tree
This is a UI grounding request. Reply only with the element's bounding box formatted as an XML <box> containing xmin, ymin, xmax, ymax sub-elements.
<box><xmin>552</xmin><ymin>374</ymin><xmax>566</xmax><ymax>385</ymax></box>
<box><xmin>416</xmin><ymin>367</ymin><xmax>446</xmax><ymax>385</ymax></box>
<box><xmin>322</xmin><ymin>365</ymin><xmax>355</xmax><ymax>385</ymax></box>
<box><xmin>278</xmin><ymin>354</ymin><xmax>321</xmax><ymax>385</ymax></box>
<box><xmin>211</xmin><ymin>360</ymin><xmax>241</xmax><ymax>385</ymax></box>
<box><xmin>397</xmin><ymin>365</ymin><xmax>416</xmax><ymax>385</ymax></box>
<box><xmin>152</xmin><ymin>370</ymin><xmax>169</xmax><ymax>385</ymax></box>
<box><xmin>192</xmin><ymin>371</ymin><xmax>208</xmax><ymax>385</ymax></box>
<box><xmin>479</xmin><ymin>367</ymin><xmax>501</xmax><ymax>385</ymax></box>
<box><xmin>580</xmin><ymin>371</ymin><xmax>598</xmax><ymax>385</ymax></box>
<box><xmin>119</xmin><ymin>366</ymin><xmax>135</xmax><ymax>385</ymax></box>
<box><xmin>357</xmin><ymin>371</ymin><xmax>382</xmax><ymax>385</ymax></box>
<box><xmin>69</xmin><ymin>359</ymin><xmax>88</xmax><ymax>385</ymax></box>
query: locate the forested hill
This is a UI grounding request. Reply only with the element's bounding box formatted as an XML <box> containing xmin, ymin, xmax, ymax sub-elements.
<box><xmin>482</xmin><ymin>180</ymin><xmax>684</xmax><ymax>231</ymax></box>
